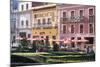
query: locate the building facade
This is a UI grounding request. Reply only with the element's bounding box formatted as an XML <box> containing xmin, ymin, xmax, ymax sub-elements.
<box><xmin>58</xmin><ymin>4</ymin><xmax>95</xmax><ymax>50</ymax></box>
<box><xmin>16</xmin><ymin>1</ymin><xmax>32</xmax><ymax>41</ymax></box>
<box><xmin>16</xmin><ymin>1</ymin><xmax>49</xmax><ymax>42</ymax></box>
<box><xmin>32</xmin><ymin>4</ymin><xmax>58</xmax><ymax>47</ymax></box>
<box><xmin>15</xmin><ymin>1</ymin><xmax>95</xmax><ymax>50</ymax></box>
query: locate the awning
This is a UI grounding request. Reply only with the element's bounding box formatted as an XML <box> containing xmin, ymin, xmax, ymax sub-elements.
<box><xmin>16</xmin><ymin>37</ymin><xmax>23</xmax><ymax>40</ymax></box>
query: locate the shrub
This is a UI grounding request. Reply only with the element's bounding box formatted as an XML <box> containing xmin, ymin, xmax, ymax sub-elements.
<box><xmin>52</xmin><ymin>42</ymin><xmax>59</xmax><ymax>51</ymax></box>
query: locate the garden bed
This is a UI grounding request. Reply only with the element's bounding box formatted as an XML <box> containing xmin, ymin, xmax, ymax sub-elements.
<box><xmin>11</xmin><ymin>52</ymin><xmax>95</xmax><ymax>64</ymax></box>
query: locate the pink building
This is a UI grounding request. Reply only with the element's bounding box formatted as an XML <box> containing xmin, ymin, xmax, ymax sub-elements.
<box><xmin>57</xmin><ymin>4</ymin><xmax>95</xmax><ymax>50</ymax></box>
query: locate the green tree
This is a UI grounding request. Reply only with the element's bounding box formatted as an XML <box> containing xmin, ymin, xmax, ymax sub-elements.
<box><xmin>20</xmin><ymin>38</ymin><xmax>28</xmax><ymax>51</ymax></box>
<box><xmin>32</xmin><ymin>41</ymin><xmax>37</xmax><ymax>52</ymax></box>
<box><xmin>53</xmin><ymin>41</ymin><xmax>59</xmax><ymax>51</ymax></box>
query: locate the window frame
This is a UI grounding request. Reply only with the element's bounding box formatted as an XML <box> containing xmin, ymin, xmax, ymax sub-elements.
<box><xmin>79</xmin><ymin>24</ymin><xmax>84</xmax><ymax>33</ymax></box>
<box><xmin>26</xmin><ymin>3</ymin><xmax>29</xmax><ymax>10</ymax></box>
<box><xmin>21</xmin><ymin>5</ymin><xmax>24</xmax><ymax>11</ymax></box>
<box><xmin>21</xmin><ymin>20</ymin><xmax>24</xmax><ymax>26</ymax></box>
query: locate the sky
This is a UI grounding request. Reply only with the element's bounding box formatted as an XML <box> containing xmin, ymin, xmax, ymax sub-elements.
<box><xmin>11</xmin><ymin>0</ymin><xmax>18</xmax><ymax>10</ymax></box>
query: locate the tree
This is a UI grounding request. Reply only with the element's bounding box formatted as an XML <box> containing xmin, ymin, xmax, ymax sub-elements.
<box><xmin>53</xmin><ymin>41</ymin><xmax>59</xmax><ymax>51</ymax></box>
<box><xmin>20</xmin><ymin>38</ymin><xmax>28</xmax><ymax>51</ymax></box>
<box><xmin>32</xmin><ymin>41</ymin><xmax>37</xmax><ymax>52</ymax></box>
<box><xmin>45</xmin><ymin>39</ymin><xmax>51</xmax><ymax>52</ymax></box>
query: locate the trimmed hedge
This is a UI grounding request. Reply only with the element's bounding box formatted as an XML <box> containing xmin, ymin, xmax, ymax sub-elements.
<box><xmin>49</xmin><ymin>51</ymin><xmax>85</xmax><ymax>55</ymax></box>
<box><xmin>12</xmin><ymin>52</ymin><xmax>95</xmax><ymax>64</ymax></box>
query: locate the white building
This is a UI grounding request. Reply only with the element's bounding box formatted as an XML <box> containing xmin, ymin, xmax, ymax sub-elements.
<box><xmin>16</xmin><ymin>1</ymin><xmax>49</xmax><ymax>40</ymax></box>
<box><xmin>16</xmin><ymin>1</ymin><xmax>32</xmax><ymax>40</ymax></box>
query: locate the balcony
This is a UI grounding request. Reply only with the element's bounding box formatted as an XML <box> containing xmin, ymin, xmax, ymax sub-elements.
<box><xmin>60</xmin><ymin>17</ymin><xmax>68</xmax><ymax>24</ymax></box>
<box><xmin>33</xmin><ymin>23</ymin><xmax>52</xmax><ymax>28</ymax></box>
<box><xmin>60</xmin><ymin>16</ymin><xmax>88</xmax><ymax>23</ymax></box>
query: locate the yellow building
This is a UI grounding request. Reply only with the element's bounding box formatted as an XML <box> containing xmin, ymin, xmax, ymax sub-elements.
<box><xmin>32</xmin><ymin>4</ymin><xmax>58</xmax><ymax>47</ymax></box>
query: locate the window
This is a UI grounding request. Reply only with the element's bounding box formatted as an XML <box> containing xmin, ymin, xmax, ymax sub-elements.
<box><xmin>80</xmin><ymin>10</ymin><xmax>83</xmax><ymax>17</ymax></box>
<box><xmin>47</xmin><ymin>18</ymin><xmax>51</xmax><ymax>24</ymax></box>
<box><xmin>63</xmin><ymin>25</ymin><xmax>66</xmax><ymax>34</ymax></box>
<box><xmin>89</xmin><ymin>16</ymin><xmax>94</xmax><ymax>23</ymax></box>
<box><xmin>89</xmin><ymin>9</ymin><xmax>94</xmax><ymax>23</ymax></box>
<box><xmin>26</xmin><ymin>4</ymin><xmax>28</xmax><ymax>10</ymax></box>
<box><xmin>21</xmin><ymin>20</ymin><xmax>24</xmax><ymax>26</ymax></box>
<box><xmin>28</xmin><ymin>34</ymin><xmax>30</xmax><ymax>38</ymax></box>
<box><xmin>89</xmin><ymin>9</ymin><xmax>93</xmax><ymax>16</ymax></box>
<box><xmin>13</xmin><ymin>36</ymin><xmax>15</xmax><ymax>43</ymax></box>
<box><xmin>34</xmin><ymin>14</ymin><xmax>37</xmax><ymax>18</ymax></box>
<box><xmin>46</xmin><ymin>36</ymin><xmax>49</xmax><ymax>39</ymax></box>
<box><xmin>85</xmin><ymin>37</ymin><xmax>94</xmax><ymax>44</ymax></box>
<box><xmin>71</xmin><ymin>37</ymin><xmax>74</xmax><ymax>40</ymax></box>
<box><xmin>62</xmin><ymin>12</ymin><xmax>67</xmax><ymax>22</ymax></box>
<box><xmin>77</xmin><ymin>37</ymin><xmax>81</xmax><ymax>40</ymax></box>
<box><xmin>80</xmin><ymin>24</ymin><xmax>83</xmax><ymax>33</ymax></box>
<box><xmin>52</xmin><ymin>36</ymin><xmax>56</xmax><ymax>39</ymax></box>
<box><xmin>19</xmin><ymin>32</ymin><xmax>26</xmax><ymax>38</ymax></box>
<box><xmin>71</xmin><ymin>25</ymin><xmax>74</xmax><ymax>33</ymax></box>
<box><xmin>89</xmin><ymin>24</ymin><xmax>93</xmax><ymax>33</ymax></box>
<box><xmin>21</xmin><ymin>5</ymin><xmax>24</xmax><ymax>11</ymax></box>
<box><xmin>26</xmin><ymin>20</ymin><xmax>28</xmax><ymax>26</ymax></box>
<box><xmin>41</xmin><ymin>36</ymin><xmax>44</xmax><ymax>38</ymax></box>
<box><xmin>37</xmin><ymin>19</ymin><xmax>41</xmax><ymax>25</ymax></box>
<box><xmin>63</xmin><ymin>12</ymin><xmax>66</xmax><ymax>18</ymax></box>
<box><xmin>71</xmin><ymin>11</ymin><xmax>75</xmax><ymax>19</ymax></box>
<box><xmin>42</xmin><ymin>18</ymin><xmax>46</xmax><ymax>25</ymax></box>
<box><xmin>77</xmin><ymin>37</ymin><xmax>81</xmax><ymax>44</ymax></box>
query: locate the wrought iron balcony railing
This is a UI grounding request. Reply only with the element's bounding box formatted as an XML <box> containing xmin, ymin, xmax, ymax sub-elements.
<box><xmin>60</xmin><ymin>16</ymin><xmax>89</xmax><ymax>23</ymax></box>
<box><xmin>33</xmin><ymin>23</ymin><xmax>52</xmax><ymax>28</ymax></box>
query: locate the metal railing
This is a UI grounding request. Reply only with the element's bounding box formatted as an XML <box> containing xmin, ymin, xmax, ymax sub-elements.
<box><xmin>33</xmin><ymin>23</ymin><xmax>52</xmax><ymax>28</ymax></box>
<box><xmin>60</xmin><ymin>16</ymin><xmax>89</xmax><ymax>23</ymax></box>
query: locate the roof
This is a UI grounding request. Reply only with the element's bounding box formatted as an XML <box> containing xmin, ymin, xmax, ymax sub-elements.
<box><xmin>31</xmin><ymin>4</ymin><xmax>57</xmax><ymax>10</ymax></box>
